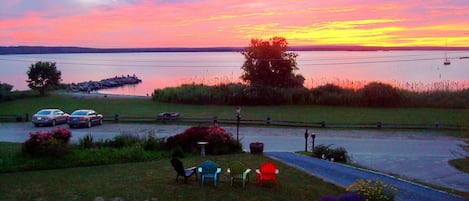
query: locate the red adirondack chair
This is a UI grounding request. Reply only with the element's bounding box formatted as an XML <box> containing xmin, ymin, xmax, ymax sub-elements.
<box><xmin>256</xmin><ymin>162</ymin><xmax>279</xmax><ymax>187</ymax></box>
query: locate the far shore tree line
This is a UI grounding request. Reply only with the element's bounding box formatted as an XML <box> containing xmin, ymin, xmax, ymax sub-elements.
<box><xmin>0</xmin><ymin>37</ymin><xmax>468</xmax><ymax>108</ymax></box>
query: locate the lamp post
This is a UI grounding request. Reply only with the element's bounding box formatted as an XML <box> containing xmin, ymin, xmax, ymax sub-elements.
<box><xmin>235</xmin><ymin>106</ymin><xmax>241</xmax><ymax>143</ymax></box>
<box><xmin>311</xmin><ymin>133</ymin><xmax>316</xmax><ymax>152</ymax></box>
<box><xmin>304</xmin><ymin>129</ymin><xmax>309</xmax><ymax>152</ymax></box>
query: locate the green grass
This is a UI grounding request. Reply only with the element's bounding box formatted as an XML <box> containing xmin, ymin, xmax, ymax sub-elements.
<box><xmin>0</xmin><ymin>142</ymin><xmax>170</xmax><ymax>173</ymax></box>
<box><xmin>449</xmin><ymin>158</ymin><xmax>469</xmax><ymax>173</ymax></box>
<box><xmin>1</xmin><ymin>94</ymin><xmax>467</xmax><ymax>126</ymax></box>
<box><xmin>0</xmin><ymin>153</ymin><xmax>345</xmax><ymax>201</ymax></box>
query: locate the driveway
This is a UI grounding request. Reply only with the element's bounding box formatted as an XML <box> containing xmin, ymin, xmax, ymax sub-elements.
<box><xmin>0</xmin><ymin>122</ymin><xmax>467</xmax><ymax>192</ymax></box>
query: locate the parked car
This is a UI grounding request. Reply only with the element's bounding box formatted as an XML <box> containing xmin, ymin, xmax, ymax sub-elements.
<box><xmin>32</xmin><ymin>109</ymin><xmax>69</xmax><ymax>127</ymax></box>
<box><xmin>67</xmin><ymin>109</ymin><xmax>103</xmax><ymax>128</ymax></box>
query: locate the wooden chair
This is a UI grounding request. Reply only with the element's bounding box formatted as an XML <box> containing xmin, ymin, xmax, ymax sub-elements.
<box><xmin>170</xmin><ymin>158</ymin><xmax>198</xmax><ymax>183</ymax></box>
<box><xmin>256</xmin><ymin>162</ymin><xmax>279</xmax><ymax>187</ymax></box>
<box><xmin>198</xmin><ymin>160</ymin><xmax>222</xmax><ymax>187</ymax></box>
<box><xmin>227</xmin><ymin>161</ymin><xmax>251</xmax><ymax>188</ymax></box>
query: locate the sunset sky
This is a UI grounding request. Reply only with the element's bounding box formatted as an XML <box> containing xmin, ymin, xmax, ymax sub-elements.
<box><xmin>1</xmin><ymin>0</ymin><xmax>468</xmax><ymax>48</ymax></box>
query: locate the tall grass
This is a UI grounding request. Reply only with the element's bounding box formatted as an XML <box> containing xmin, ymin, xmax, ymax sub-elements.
<box><xmin>153</xmin><ymin>82</ymin><xmax>469</xmax><ymax>108</ymax></box>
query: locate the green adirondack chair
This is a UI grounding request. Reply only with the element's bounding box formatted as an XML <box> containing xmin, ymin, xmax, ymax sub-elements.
<box><xmin>227</xmin><ymin>161</ymin><xmax>251</xmax><ymax>188</ymax></box>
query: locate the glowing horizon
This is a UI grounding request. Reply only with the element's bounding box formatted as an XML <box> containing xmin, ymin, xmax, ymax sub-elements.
<box><xmin>1</xmin><ymin>0</ymin><xmax>468</xmax><ymax>48</ymax></box>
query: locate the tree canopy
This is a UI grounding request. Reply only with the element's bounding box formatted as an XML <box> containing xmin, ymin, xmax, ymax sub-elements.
<box><xmin>241</xmin><ymin>37</ymin><xmax>304</xmax><ymax>88</ymax></box>
<box><xmin>26</xmin><ymin>61</ymin><xmax>62</xmax><ymax>96</ymax></box>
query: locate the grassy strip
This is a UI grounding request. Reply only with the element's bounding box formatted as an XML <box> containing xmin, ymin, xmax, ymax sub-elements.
<box><xmin>1</xmin><ymin>94</ymin><xmax>468</xmax><ymax>125</ymax></box>
<box><xmin>0</xmin><ymin>153</ymin><xmax>345</xmax><ymax>201</ymax></box>
<box><xmin>449</xmin><ymin>158</ymin><xmax>469</xmax><ymax>173</ymax></box>
<box><xmin>0</xmin><ymin>142</ymin><xmax>169</xmax><ymax>173</ymax></box>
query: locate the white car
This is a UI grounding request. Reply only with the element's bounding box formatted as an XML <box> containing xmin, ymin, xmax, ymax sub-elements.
<box><xmin>32</xmin><ymin>109</ymin><xmax>69</xmax><ymax>127</ymax></box>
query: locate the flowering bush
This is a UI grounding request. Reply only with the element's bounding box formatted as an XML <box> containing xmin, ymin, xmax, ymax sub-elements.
<box><xmin>22</xmin><ymin>127</ymin><xmax>72</xmax><ymax>157</ymax></box>
<box><xmin>165</xmin><ymin>124</ymin><xmax>242</xmax><ymax>155</ymax></box>
<box><xmin>346</xmin><ymin>179</ymin><xmax>398</xmax><ymax>201</ymax></box>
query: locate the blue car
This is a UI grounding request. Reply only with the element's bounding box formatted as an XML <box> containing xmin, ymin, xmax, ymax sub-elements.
<box><xmin>67</xmin><ymin>109</ymin><xmax>103</xmax><ymax>128</ymax></box>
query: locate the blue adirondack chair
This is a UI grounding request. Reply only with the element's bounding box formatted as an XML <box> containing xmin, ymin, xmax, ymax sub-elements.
<box><xmin>198</xmin><ymin>160</ymin><xmax>222</xmax><ymax>187</ymax></box>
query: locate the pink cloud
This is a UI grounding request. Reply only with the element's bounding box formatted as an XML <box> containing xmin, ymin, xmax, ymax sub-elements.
<box><xmin>1</xmin><ymin>0</ymin><xmax>468</xmax><ymax>47</ymax></box>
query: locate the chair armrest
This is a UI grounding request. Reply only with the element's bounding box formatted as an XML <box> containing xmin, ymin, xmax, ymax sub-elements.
<box><xmin>216</xmin><ymin>168</ymin><xmax>222</xmax><ymax>174</ymax></box>
<box><xmin>198</xmin><ymin>167</ymin><xmax>202</xmax><ymax>173</ymax></box>
<box><xmin>186</xmin><ymin>166</ymin><xmax>197</xmax><ymax>171</ymax></box>
<box><xmin>275</xmin><ymin>169</ymin><xmax>279</xmax><ymax>174</ymax></box>
<box><xmin>243</xmin><ymin>169</ymin><xmax>251</xmax><ymax>178</ymax></box>
<box><xmin>256</xmin><ymin>169</ymin><xmax>261</xmax><ymax>175</ymax></box>
<box><xmin>227</xmin><ymin>168</ymin><xmax>231</xmax><ymax>174</ymax></box>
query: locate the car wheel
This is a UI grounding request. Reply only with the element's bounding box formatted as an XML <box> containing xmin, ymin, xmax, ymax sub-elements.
<box><xmin>87</xmin><ymin>121</ymin><xmax>92</xmax><ymax>128</ymax></box>
<box><xmin>34</xmin><ymin>123</ymin><xmax>39</xmax><ymax>127</ymax></box>
<box><xmin>99</xmin><ymin>119</ymin><xmax>103</xmax><ymax>125</ymax></box>
<box><xmin>51</xmin><ymin>120</ymin><xmax>56</xmax><ymax>127</ymax></box>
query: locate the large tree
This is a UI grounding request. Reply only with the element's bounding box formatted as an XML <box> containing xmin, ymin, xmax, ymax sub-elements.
<box><xmin>26</xmin><ymin>61</ymin><xmax>62</xmax><ymax>96</ymax></box>
<box><xmin>241</xmin><ymin>37</ymin><xmax>304</xmax><ymax>88</ymax></box>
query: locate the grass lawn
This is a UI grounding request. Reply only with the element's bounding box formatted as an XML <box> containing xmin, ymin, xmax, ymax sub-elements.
<box><xmin>1</xmin><ymin>94</ymin><xmax>468</xmax><ymax>127</ymax></box>
<box><xmin>0</xmin><ymin>153</ymin><xmax>345</xmax><ymax>201</ymax></box>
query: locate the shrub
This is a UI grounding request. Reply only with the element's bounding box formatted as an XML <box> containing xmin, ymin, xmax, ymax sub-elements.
<box><xmin>313</xmin><ymin>144</ymin><xmax>347</xmax><ymax>162</ymax></box>
<box><xmin>79</xmin><ymin>134</ymin><xmax>94</xmax><ymax>149</ymax></box>
<box><xmin>313</xmin><ymin>144</ymin><xmax>332</xmax><ymax>159</ymax></box>
<box><xmin>346</xmin><ymin>179</ymin><xmax>398</xmax><ymax>201</ymax></box>
<box><xmin>104</xmin><ymin>133</ymin><xmax>141</xmax><ymax>148</ymax></box>
<box><xmin>21</xmin><ymin>127</ymin><xmax>72</xmax><ymax>157</ymax></box>
<box><xmin>0</xmin><ymin>82</ymin><xmax>13</xmax><ymax>101</ymax></box>
<box><xmin>165</xmin><ymin>124</ymin><xmax>242</xmax><ymax>155</ymax></box>
<box><xmin>359</xmin><ymin>82</ymin><xmax>402</xmax><ymax>107</ymax></box>
<box><xmin>143</xmin><ymin>131</ymin><xmax>164</xmax><ymax>151</ymax></box>
<box><xmin>171</xmin><ymin>146</ymin><xmax>185</xmax><ymax>158</ymax></box>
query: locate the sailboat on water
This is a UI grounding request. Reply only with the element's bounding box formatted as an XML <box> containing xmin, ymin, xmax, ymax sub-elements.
<box><xmin>444</xmin><ymin>52</ymin><xmax>451</xmax><ymax>65</ymax></box>
<box><xmin>443</xmin><ymin>38</ymin><xmax>451</xmax><ymax>65</ymax></box>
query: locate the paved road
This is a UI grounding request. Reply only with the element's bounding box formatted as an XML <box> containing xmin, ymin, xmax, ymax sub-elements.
<box><xmin>265</xmin><ymin>152</ymin><xmax>468</xmax><ymax>201</ymax></box>
<box><xmin>0</xmin><ymin>122</ymin><xmax>467</xmax><ymax>192</ymax></box>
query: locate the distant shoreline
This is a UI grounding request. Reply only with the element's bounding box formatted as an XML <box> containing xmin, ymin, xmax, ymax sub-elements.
<box><xmin>1</xmin><ymin>45</ymin><xmax>469</xmax><ymax>55</ymax></box>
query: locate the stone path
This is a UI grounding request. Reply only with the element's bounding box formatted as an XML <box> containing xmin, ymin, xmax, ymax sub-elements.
<box><xmin>265</xmin><ymin>152</ymin><xmax>468</xmax><ymax>201</ymax></box>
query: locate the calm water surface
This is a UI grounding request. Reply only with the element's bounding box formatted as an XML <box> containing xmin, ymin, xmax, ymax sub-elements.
<box><xmin>0</xmin><ymin>51</ymin><xmax>468</xmax><ymax>96</ymax></box>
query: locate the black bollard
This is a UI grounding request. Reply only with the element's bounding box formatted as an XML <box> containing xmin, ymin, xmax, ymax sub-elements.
<box><xmin>304</xmin><ymin>129</ymin><xmax>309</xmax><ymax>152</ymax></box>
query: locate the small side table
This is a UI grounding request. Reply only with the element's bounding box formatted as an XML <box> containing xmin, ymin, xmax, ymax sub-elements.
<box><xmin>197</xmin><ymin>141</ymin><xmax>209</xmax><ymax>157</ymax></box>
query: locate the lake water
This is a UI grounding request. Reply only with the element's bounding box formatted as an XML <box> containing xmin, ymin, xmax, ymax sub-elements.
<box><xmin>0</xmin><ymin>51</ymin><xmax>468</xmax><ymax>96</ymax></box>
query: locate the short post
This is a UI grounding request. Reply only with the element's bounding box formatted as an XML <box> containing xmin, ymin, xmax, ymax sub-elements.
<box><xmin>434</xmin><ymin>121</ymin><xmax>440</xmax><ymax>128</ymax></box>
<box><xmin>321</xmin><ymin>121</ymin><xmax>326</xmax><ymax>128</ymax></box>
<box><xmin>213</xmin><ymin>116</ymin><xmax>218</xmax><ymax>124</ymax></box>
<box><xmin>24</xmin><ymin>113</ymin><xmax>29</xmax><ymax>122</ymax></box>
<box><xmin>266</xmin><ymin>117</ymin><xmax>271</xmax><ymax>126</ymax></box>
<box><xmin>377</xmin><ymin>121</ymin><xmax>382</xmax><ymax>128</ymax></box>
<box><xmin>304</xmin><ymin>129</ymin><xmax>309</xmax><ymax>152</ymax></box>
<box><xmin>235</xmin><ymin>107</ymin><xmax>241</xmax><ymax>143</ymax></box>
<box><xmin>114</xmin><ymin>114</ymin><xmax>119</xmax><ymax>123</ymax></box>
<box><xmin>311</xmin><ymin>133</ymin><xmax>316</xmax><ymax>152</ymax></box>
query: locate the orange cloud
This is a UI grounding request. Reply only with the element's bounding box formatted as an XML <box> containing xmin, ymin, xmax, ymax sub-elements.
<box><xmin>1</xmin><ymin>0</ymin><xmax>468</xmax><ymax>47</ymax></box>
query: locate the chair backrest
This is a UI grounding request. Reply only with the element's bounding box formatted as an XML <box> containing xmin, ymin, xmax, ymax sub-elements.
<box><xmin>229</xmin><ymin>161</ymin><xmax>245</xmax><ymax>175</ymax></box>
<box><xmin>200</xmin><ymin>160</ymin><xmax>218</xmax><ymax>175</ymax></box>
<box><xmin>171</xmin><ymin>158</ymin><xmax>185</xmax><ymax>175</ymax></box>
<box><xmin>260</xmin><ymin>162</ymin><xmax>277</xmax><ymax>174</ymax></box>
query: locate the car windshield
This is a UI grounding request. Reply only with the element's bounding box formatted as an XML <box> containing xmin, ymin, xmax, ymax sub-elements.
<box><xmin>71</xmin><ymin>111</ymin><xmax>88</xmax><ymax>115</ymax></box>
<box><xmin>37</xmin><ymin>110</ymin><xmax>51</xmax><ymax>115</ymax></box>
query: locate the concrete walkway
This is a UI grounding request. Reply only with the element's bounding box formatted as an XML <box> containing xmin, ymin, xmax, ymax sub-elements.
<box><xmin>265</xmin><ymin>152</ymin><xmax>467</xmax><ymax>201</ymax></box>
